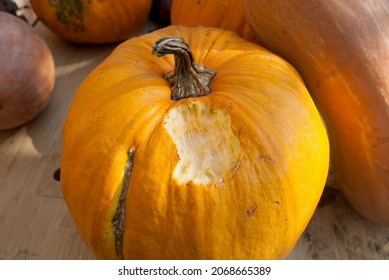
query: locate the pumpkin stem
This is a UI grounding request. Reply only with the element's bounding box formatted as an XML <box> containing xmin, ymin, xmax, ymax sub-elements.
<box><xmin>152</xmin><ymin>36</ymin><xmax>216</xmax><ymax>101</ymax></box>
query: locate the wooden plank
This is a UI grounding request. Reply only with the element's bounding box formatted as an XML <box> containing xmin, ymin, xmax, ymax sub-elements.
<box><xmin>289</xmin><ymin>188</ymin><xmax>389</xmax><ymax>259</ymax></box>
<box><xmin>0</xmin><ymin>18</ymin><xmax>388</xmax><ymax>260</ymax></box>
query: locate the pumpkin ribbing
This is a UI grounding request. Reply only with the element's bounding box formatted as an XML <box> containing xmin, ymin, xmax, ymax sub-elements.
<box><xmin>60</xmin><ymin>26</ymin><xmax>329</xmax><ymax>259</ymax></box>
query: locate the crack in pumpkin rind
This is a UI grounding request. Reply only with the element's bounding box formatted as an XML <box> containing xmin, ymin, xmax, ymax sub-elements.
<box><xmin>112</xmin><ymin>146</ymin><xmax>135</xmax><ymax>259</ymax></box>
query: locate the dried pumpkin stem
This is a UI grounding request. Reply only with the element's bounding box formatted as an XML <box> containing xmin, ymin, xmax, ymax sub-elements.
<box><xmin>152</xmin><ymin>36</ymin><xmax>216</xmax><ymax>101</ymax></box>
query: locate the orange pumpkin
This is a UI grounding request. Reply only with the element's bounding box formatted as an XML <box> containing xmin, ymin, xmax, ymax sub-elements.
<box><xmin>245</xmin><ymin>0</ymin><xmax>389</xmax><ymax>226</ymax></box>
<box><xmin>171</xmin><ymin>0</ymin><xmax>256</xmax><ymax>41</ymax></box>
<box><xmin>30</xmin><ymin>0</ymin><xmax>152</xmax><ymax>43</ymax></box>
<box><xmin>60</xmin><ymin>25</ymin><xmax>329</xmax><ymax>259</ymax></box>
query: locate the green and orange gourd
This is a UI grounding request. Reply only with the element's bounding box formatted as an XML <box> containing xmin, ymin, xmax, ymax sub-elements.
<box><xmin>30</xmin><ymin>0</ymin><xmax>152</xmax><ymax>43</ymax></box>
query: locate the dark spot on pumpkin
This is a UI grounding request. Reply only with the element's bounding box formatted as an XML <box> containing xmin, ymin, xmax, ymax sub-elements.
<box><xmin>232</xmin><ymin>160</ymin><xmax>241</xmax><ymax>176</ymax></box>
<box><xmin>245</xmin><ymin>205</ymin><xmax>257</xmax><ymax>220</ymax></box>
<box><xmin>49</xmin><ymin>0</ymin><xmax>91</xmax><ymax>30</ymax></box>
<box><xmin>257</xmin><ymin>156</ymin><xmax>275</xmax><ymax>164</ymax></box>
<box><xmin>53</xmin><ymin>168</ymin><xmax>61</xmax><ymax>181</ymax></box>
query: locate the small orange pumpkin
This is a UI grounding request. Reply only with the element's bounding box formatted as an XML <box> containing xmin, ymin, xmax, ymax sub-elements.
<box><xmin>171</xmin><ymin>0</ymin><xmax>256</xmax><ymax>41</ymax></box>
<box><xmin>60</xmin><ymin>25</ymin><xmax>329</xmax><ymax>259</ymax></box>
<box><xmin>30</xmin><ymin>0</ymin><xmax>152</xmax><ymax>43</ymax></box>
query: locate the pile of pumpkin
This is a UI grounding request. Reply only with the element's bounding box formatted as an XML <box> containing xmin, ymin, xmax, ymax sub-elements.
<box><xmin>1</xmin><ymin>0</ymin><xmax>388</xmax><ymax>259</ymax></box>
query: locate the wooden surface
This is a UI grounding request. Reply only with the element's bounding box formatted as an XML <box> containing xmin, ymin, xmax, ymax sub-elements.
<box><xmin>1</xmin><ymin>20</ymin><xmax>389</xmax><ymax>260</ymax></box>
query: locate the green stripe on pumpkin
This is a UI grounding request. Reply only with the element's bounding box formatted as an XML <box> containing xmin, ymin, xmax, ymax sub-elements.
<box><xmin>48</xmin><ymin>0</ymin><xmax>102</xmax><ymax>30</ymax></box>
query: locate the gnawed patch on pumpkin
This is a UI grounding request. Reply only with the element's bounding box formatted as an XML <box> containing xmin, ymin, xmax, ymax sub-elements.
<box><xmin>164</xmin><ymin>102</ymin><xmax>240</xmax><ymax>186</ymax></box>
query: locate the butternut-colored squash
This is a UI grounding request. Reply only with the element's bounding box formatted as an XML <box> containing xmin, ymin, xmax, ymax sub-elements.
<box><xmin>245</xmin><ymin>0</ymin><xmax>389</xmax><ymax>225</ymax></box>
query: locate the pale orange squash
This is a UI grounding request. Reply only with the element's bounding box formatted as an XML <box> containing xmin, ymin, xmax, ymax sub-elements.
<box><xmin>245</xmin><ymin>0</ymin><xmax>389</xmax><ymax>226</ymax></box>
<box><xmin>60</xmin><ymin>25</ymin><xmax>329</xmax><ymax>259</ymax></box>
